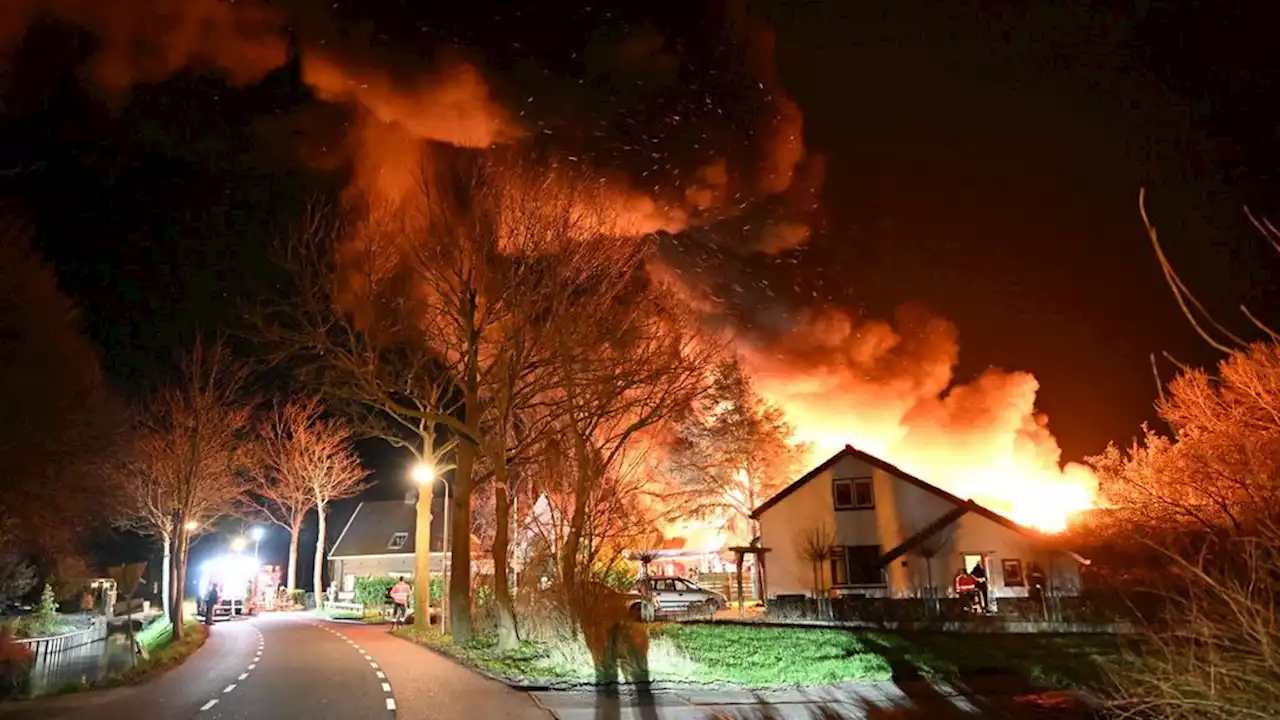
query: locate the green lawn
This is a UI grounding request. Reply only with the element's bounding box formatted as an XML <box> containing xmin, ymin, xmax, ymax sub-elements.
<box><xmin>393</xmin><ymin>621</ymin><xmax>1124</xmax><ymax>690</ymax></box>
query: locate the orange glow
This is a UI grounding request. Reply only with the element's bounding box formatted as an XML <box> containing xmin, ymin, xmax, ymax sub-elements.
<box><xmin>739</xmin><ymin>305</ymin><xmax>1098</xmax><ymax>533</ymax></box>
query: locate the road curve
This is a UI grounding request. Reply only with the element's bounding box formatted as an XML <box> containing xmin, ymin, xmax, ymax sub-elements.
<box><xmin>204</xmin><ymin>613</ymin><xmax>391</xmax><ymax>719</ymax></box>
<box><xmin>1</xmin><ymin>613</ymin><xmax>553</xmax><ymax>720</ymax></box>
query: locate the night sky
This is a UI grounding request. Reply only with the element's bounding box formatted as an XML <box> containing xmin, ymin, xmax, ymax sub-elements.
<box><xmin>3</xmin><ymin>1</ymin><xmax>1279</xmax><ymax>570</ymax></box>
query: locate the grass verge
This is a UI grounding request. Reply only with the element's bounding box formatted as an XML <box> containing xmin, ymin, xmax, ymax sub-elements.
<box><xmin>395</xmin><ymin>621</ymin><xmax>1123</xmax><ymax>690</ymax></box>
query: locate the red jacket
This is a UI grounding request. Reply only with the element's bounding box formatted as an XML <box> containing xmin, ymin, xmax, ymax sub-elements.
<box><xmin>954</xmin><ymin>573</ymin><xmax>977</xmax><ymax>594</ymax></box>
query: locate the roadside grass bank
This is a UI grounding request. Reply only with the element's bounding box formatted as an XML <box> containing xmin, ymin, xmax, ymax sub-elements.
<box><xmin>393</xmin><ymin>621</ymin><xmax>1125</xmax><ymax>690</ymax></box>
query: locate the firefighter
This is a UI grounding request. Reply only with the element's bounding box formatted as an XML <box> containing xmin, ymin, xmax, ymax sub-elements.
<box><xmin>953</xmin><ymin>568</ymin><xmax>979</xmax><ymax>613</ymax></box>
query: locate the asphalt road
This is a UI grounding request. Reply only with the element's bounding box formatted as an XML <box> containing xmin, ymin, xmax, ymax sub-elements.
<box><xmin>0</xmin><ymin>614</ymin><xmax>1098</xmax><ymax>719</ymax></box>
<box><xmin>0</xmin><ymin>613</ymin><xmax>551</xmax><ymax>720</ymax></box>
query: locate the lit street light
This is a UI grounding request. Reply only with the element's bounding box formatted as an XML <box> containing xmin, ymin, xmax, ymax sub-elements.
<box><xmin>230</xmin><ymin>536</ymin><xmax>248</xmax><ymax>553</ymax></box>
<box><xmin>411</xmin><ymin>461</ymin><xmax>450</xmax><ymax>632</ymax></box>
<box><xmin>184</xmin><ymin>520</ymin><xmax>199</xmax><ymax>532</ymax></box>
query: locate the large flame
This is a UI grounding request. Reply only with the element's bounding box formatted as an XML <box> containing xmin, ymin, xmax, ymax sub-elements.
<box><xmin>739</xmin><ymin>305</ymin><xmax>1098</xmax><ymax>532</ymax></box>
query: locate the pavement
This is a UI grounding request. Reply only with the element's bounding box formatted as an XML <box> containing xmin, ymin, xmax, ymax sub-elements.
<box><xmin>0</xmin><ymin>613</ymin><xmax>1099</xmax><ymax>719</ymax></box>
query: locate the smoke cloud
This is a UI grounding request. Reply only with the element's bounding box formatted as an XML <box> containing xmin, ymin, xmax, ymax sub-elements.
<box><xmin>0</xmin><ymin>0</ymin><xmax>288</xmax><ymax>93</ymax></box>
<box><xmin>735</xmin><ymin>303</ymin><xmax>1098</xmax><ymax>530</ymax></box>
<box><xmin>3</xmin><ymin>0</ymin><xmax>1097</xmax><ymax>528</ymax></box>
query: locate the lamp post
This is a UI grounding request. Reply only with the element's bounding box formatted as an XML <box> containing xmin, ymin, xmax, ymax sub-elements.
<box><xmin>412</xmin><ymin>462</ymin><xmax>452</xmax><ymax>633</ymax></box>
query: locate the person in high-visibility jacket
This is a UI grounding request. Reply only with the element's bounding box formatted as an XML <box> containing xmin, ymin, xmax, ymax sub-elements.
<box><xmin>390</xmin><ymin>577</ymin><xmax>412</xmax><ymax>625</ymax></box>
<box><xmin>953</xmin><ymin>568</ymin><xmax>979</xmax><ymax>613</ymax></box>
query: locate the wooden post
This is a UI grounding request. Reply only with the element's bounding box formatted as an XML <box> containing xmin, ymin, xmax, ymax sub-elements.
<box><xmin>734</xmin><ymin>550</ymin><xmax>745</xmax><ymax>619</ymax></box>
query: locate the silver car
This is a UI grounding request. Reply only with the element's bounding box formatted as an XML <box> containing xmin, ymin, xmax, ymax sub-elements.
<box><xmin>635</xmin><ymin>576</ymin><xmax>727</xmax><ymax>616</ymax></box>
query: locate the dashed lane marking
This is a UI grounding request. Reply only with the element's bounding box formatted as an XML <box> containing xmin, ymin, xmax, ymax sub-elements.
<box><xmin>224</xmin><ymin>684</ymin><xmax>236</xmax><ymax>693</ymax></box>
<box><xmin>200</xmin><ymin>700</ymin><xmax>219</xmax><ymax>711</ymax></box>
<box><xmin>316</xmin><ymin>621</ymin><xmax>398</xmax><ymax>716</ymax></box>
<box><xmin>239</xmin><ymin>672</ymin><xmax>249</xmax><ymax>680</ymax></box>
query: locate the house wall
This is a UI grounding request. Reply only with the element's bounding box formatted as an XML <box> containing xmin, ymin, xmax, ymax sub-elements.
<box><xmin>759</xmin><ymin>454</ymin><xmax>1085</xmax><ymax>602</ymax></box>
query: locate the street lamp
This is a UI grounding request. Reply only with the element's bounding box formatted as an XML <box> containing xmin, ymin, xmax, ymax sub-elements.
<box><xmin>411</xmin><ymin>462</ymin><xmax>450</xmax><ymax>632</ymax></box>
<box><xmin>230</xmin><ymin>536</ymin><xmax>248</xmax><ymax>553</ymax></box>
<box><xmin>184</xmin><ymin>520</ymin><xmax>199</xmax><ymax>532</ymax></box>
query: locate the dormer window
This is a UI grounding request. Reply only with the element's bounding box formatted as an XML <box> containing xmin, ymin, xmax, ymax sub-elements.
<box><xmin>388</xmin><ymin>532</ymin><xmax>409</xmax><ymax>550</ymax></box>
<box><xmin>834</xmin><ymin>478</ymin><xmax>874</xmax><ymax>510</ymax></box>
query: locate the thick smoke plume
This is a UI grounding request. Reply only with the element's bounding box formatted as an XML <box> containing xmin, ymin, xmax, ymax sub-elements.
<box><xmin>3</xmin><ymin>0</ymin><xmax>1098</xmax><ymax>530</ymax></box>
<box><xmin>735</xmin><ymin>303</ymin><xmax>1098</xmax><ymax>531</ymax></box>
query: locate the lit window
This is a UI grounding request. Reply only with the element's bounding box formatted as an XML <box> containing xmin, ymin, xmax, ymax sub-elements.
<box><xmin>388</xmin><ymin>532</ymin><xmax>409</xmax><ymax>550</ymax></box>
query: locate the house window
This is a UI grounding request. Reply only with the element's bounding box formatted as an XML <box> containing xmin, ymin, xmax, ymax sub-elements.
<box><xmin>1001</xmin><ymin>559</ymin><xmax>1024</xmax><ymax>587</ymax></box>
<box><xmin>342</xmin><ymin>574</ymin><xmax>356</xmax><ymax>593</ymax></box>
<box><xmin>388</xmin><ymin>532</ymin><xmax>409</xmax><ymax>550</ymax></box>
<box><xmin>962</xmin><ymin>553</ymin><xmax>986</xmax><ymax>575</ymax></box>
<box><xmin>834</xmin><ymin>478</ymin><xmax>874</xmax><ymax>510</ymax></box>
<box><xmin>830</xmin><ymin>547</ymin><xmax>848</xmax><ymax>586</ymax></box>
<box><xmin>831</xmin><ymin>545</ymin><xmax>885</xmax><ymax>586</ymax></box>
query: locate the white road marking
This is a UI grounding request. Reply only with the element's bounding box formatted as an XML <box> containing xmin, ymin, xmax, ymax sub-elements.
<box><xmin>386</xmin><ymin>698</ymin><xmax>396</xmax><ymax>711</ymax></box>
<box><xmin>375</xmin><ymin>671</ymin><xmax>385</xmax><ymax>679</ymax></box>
<box><xmin>200</xmin><ymin>699</ymin><xmax>219</xmax><ymax>711</ymax></box>
<box><xmin>370</xmin><ymin>662</ymin><xmax>379</xmax><ymax>669</ymax></box>
<box><xmin>382</xmin><ymin>682</ymin><xmax>392</xmax><ymax>692</ymax></box>
<box><xmin>239</xmin><ymin>672</ymin><xmax>249</xmax><ymax>680</ymax></box>
<box><xmin>248</xmin><ymin>663</ymin><xmax>256</xmax><ymax>669</ymax></box>
<box><xmin>224</xmin><ymin>684</ymin><xmax>237</xmax><ymax>693</ymax></box>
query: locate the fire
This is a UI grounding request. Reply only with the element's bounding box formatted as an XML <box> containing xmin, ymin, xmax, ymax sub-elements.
<box><xmin>739</xmin><ymin>305</ymin><xmax>1098</xmax><ymax>533</ymax></box>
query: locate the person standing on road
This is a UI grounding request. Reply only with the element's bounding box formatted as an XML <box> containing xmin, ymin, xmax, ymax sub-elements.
<box><xmin>204</xmin><ymin>584</ymin><xmax>219</xmax><ymax>626</ymax></box>
<box><xmin>390</xmin><ymin>577</ymin><xmax>411</xmax><ymax>625</ymax></box>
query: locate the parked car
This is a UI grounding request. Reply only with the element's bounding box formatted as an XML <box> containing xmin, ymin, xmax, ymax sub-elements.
<box><xmin>634</xmin><ymin>576</ymin><xmax>727</xmax><ymax>617</ymax></box>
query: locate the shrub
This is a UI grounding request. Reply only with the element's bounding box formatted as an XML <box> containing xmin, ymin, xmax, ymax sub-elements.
<box><xmin>354</xmin><ymin>577</ymin><xmax>397</xmax><ymax>608</ymax></box>
<box><xmin>1106</xmin><ymin>532</ymin><xmax>1280</xmax><ymax>719</ymax></box>
<box><xmin>33</xmin><ymin>584</ymin><xmax>56</xmax><ymax>626</ymax></box>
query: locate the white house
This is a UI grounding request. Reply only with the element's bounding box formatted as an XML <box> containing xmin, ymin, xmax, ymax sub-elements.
<box><xmin>752</xmin><ymin>445</ymin><xmax>1088</xmax><ymax>605</ymax></box>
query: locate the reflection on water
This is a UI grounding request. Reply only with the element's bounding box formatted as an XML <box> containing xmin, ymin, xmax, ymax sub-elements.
<box><xmin>28</xmin><ymin>633</ymin><xmax>134</xmax><ymax>695</ymax></box>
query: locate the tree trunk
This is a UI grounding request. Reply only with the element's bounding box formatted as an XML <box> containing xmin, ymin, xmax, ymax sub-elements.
<box><xmin>160</xmin><ymin>530</ymin><xmax>172</xmax><ymax>620</ymax></box>
<box><xmin>560</xmin><ymin>429</ymin><xmax>594</xmax><ymax>594</ymax></box>
<box><xmin>492</xmin><ymin>469</ymin><xmax>517</xmax><ymax>651</ymax></box>
<box><xmin>314</xmin><ymin>505</ymin><xmax>327</xmax><ymax>610</ymax></box>
<box><xmin>287</xmin><ymin>519</ymin><xmax>301</xmax><ymax>591</ymax></box>
<box><xmin>449</xmin><ymin>437</ymin><xmax>475</xmax><ymax>642</ymax></box>
<box><xmin>170</xmin><ymin>524</ymin><xmax>189</xmax><ymax>640</ymax></box>
<box><xmin>413</xmin><ymin>489</ymin><xmax>433</xmax><ymax>630</ymax></box>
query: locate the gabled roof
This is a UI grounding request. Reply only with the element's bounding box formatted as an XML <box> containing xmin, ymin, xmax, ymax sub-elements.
<box><xmin>751</xmin><ymin>444</ymin><xmax>1088</xmax><ymax>563</ymax></box>
<box><xmin>329</xmin><ymin>497</ymin><xmax>448</xmax><ymax>559</ymax></box>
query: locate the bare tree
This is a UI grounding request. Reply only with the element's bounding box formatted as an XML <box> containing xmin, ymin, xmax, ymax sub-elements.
<box><xmin>1090</xmin><ymin>342</ymin><xmax>1280</xmax><ymax>535</ymax></box>
<box><xmin>117</xmin><ymin>427</ymin><xmax>182</xmax><ymax>619</ymax></box>
<box><xmin>542</xmin><ymin>260</ymin><xmax>718</xmax><ymax>594</ymax></box>
<box><xmin>139</xmin><ymin>338</ymin><xmax>256</xmax><ymax>638</ymax></box>
<box><xmin>797</xmin><ymin>522</ymin><xmax>836</xmax><ymax>600</ymax></box>
<box><xmin>291</xmin><ymin>405</ymin><xmax>371</xmax><ymax>610</ymax></box>
<box><xmin>251</xmin><ymin>397</ymin><xmax>350</xmax><ymax>592</ymax></box>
